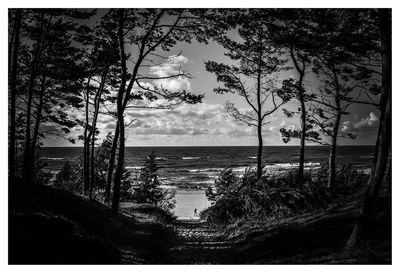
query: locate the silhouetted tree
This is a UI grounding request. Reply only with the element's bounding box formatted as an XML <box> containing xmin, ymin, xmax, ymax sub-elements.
<box><xmin>74</xmin><ymin>17</ymin><xmax>120</xmax><ymax>197</ymax></box>
<box><xmin>345</xmin><ymin>9</ymin><xmax>391</xmax><ymax>250</ymax></box>
<box><xmin>102</xmin><ymin>9</ymin><xmax>205</xmax><ymax>214</ymax></box>
<box><xmin>269</xmin><ymin>9</ymin><xmax>321</xmax><ymax>181</ymax></box>
<box><xmin>305</xmin><ymin>9</ymin><xmax>378</xmax><ymax>188</ymax></box>
<box><xmin>131</xmin><ymin>151</ymin><xmax>176</xmax><ymax>211</ymax></box>
<box><xmin>9</xmin><ymin>9</ymin><xmax>22</xmax><ymax>185</ymax></box>
<box><xmin>206</xmin><ymin>10</ymin><xmax>292</xmax><ymax>179</ymax></box>
<box><xmin>14</xmin><ymin>9</ymin><xmax>93</xmax><ymax>183</ymax></box>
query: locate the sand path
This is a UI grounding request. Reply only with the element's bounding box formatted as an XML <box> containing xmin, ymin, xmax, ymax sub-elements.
<box><xmin>168</xmin><ymin>219</ymin><xmax>236</xmax><ymax>264</ymax></box>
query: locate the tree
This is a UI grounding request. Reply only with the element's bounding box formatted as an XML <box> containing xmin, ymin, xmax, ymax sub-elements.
<box><xmin>91</xmin><ymin>132</ymin><xmax>115</xmax><ymax>197</ymax></box>
<box><xmin>21</xmin><ymin>10</ymin><xmax>51</xmax><ymax>183</ymax></box>
<box><xmin>303</xmin><ymin>9</ymin><xmax>378</xmax><ymax>188</ymax></box>
<box><xmin>15</xmin><ymin>9</ymin><xmax>93</xmax><ymax>183</ymax></box>
<box><xmin>104</xmin><ymin>9</ymin><xmax>205</xmax><ymax>215</ymax></box>
<box><xmin>74</xmin><ymin>17</ymin><xmax>120</xmax><ymax>197</ymax></box>
<box><xmin>269</xmin><ymin>9</ymin><xmax>321</xmax><ymax>182</ymax></box>
<box><xmin>345</xmin><ymin>9</ymin><xmax>391</xmax><ymax>250</ymax></box>
<box><xmin>9</xmin><ymin>9</ymin><xmax>22</xmax><ymax>185</ymax></box>
<box><xmin>205</xmin><ymin>10</ymin><xmax>292</xmax><ymax>179</ymax></box>
<box><xmin>132</xmin><ymin>151</ymin><xmax>176</xmax><ymax>211</ymax></box>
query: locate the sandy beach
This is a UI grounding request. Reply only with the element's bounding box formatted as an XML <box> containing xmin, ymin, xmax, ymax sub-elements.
<box><xmin>173</xmin><ymin>189</ymin><xmax>211</xmax><ymax>219</ymax></box>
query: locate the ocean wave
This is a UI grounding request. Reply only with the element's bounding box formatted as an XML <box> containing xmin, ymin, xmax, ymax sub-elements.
<box><xmin>248</xmin><ymin>156</ymin><xmax>257</xmax><ymax>159</ymax></box>
<box><xmin>182</xmin><ymin>157</ymin><xmax>201</xmax><ymax>160</ymax></box>
<box><xmin>228</xmin><ymin>162</ymin><xmax>321</xmax><ymax>174</ymax></box>
<box><xmin>125</xmin><ymin>166</ymin><xmax>142</xmax><ymax>170</ymax></box>
<box><xmin>232</xmin><ymin>166</ymin><xmax>249</xmax><ymax>173</ymax></box>
<box><xmin>360</xmin><ymin>155</ymin><xmax>374</xmax><ymax>158</ymax></box>
<box><xmin>187</xmin><ymin>168</ymin><xmax>224</xmax><ymax>173</ymax></box>
<box><xmin>40</xmin><ymin>157</ymin><xmax>65</xmax><ymax>160</ymax></box>
<box><xmin>267</xmin><ymin>162</ymin><xmax>320</xmax><ymax>169</ymax></box>
<box><xmin>155</xmin><ymin>157</ymin><xmax>168</xmax><ymax>161</ymax></box>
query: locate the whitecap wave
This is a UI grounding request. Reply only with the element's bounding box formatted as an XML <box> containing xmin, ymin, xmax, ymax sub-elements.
<box><xmin>265</xmin><ymin>162</ymin><xmax>320</xmax><ymax>169</ymax></box>
<box><xmin>40</xmin><ymin>157</ymin><xmax>65</xmax><ymax>160</ymax></box>
<box><xmin>125</xmin><ymin>166</ymin><xmax>142</xmax><ymax>170</ymax></box>
<box><xmin>182</xmin><ymin>157</ymin><xmax>201</xmax><ymax>160</ymax></box>
<box><xmin>227</xmin><ymin>162</ymin><xmax>321</xmax><ymax>174</ymax></box>
<box><xmin>232</xmin><ymin>166</ymin><xmax>250</xmax><ymax>173</ymax></box>
<box><xmin>187</xmin><ymin>168</ymin><xmax>224</xmax><ymax>173</ymax></box>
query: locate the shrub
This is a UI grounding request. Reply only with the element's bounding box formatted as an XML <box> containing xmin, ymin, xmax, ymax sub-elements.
<box><xmin>91</xmin><ymin>132</ymin><xmax>114</xmax><ymax>196</ymax></box>
<box><xmin>54</xmin><ymin>161</ymin><xmax>82</xmax><ymax>192</ymax></box>
<box><xmin>36</xmin><ymin>158</ymin><xmax>52</xmax><ymax>185</ymax></box>
<box><xmin>204</xmin><ymin>167</ymin><xmax>332</xmax><ymax>225</ymax></box>
<box><xmin>316</xmin><ymin>162</ymin><xmax>369</xmax><ymax>194</ymax></box>
<box><xmin>120</xmin><ymin>166</ymin><xmax>134</xmax><ymax>200</ymax></box>
<box><xmin>54</xmin><ymin>133</ymin><xmax>114</xmax><ymax>197</ymax></box>
<box><xmin>334</xmin><ymin>163</ymin><xmax>369</xmax><ymax>194</ymax></box>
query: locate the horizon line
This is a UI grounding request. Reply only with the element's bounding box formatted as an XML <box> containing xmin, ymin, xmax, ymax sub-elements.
<box><xmin>41</xmin><ymin>144</ymin><xmax>376</xmax><ymax>148</ymax></box>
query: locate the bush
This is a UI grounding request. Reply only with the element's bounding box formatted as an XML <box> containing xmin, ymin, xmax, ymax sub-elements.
<box><xmin>204</xmin><ymin>167</ymin><xmax>332</xmax><ymax>225</ymax></box>
<box><xmin>316</xmin><ymin>162</ymin><xmax>369</xmax><ymax>194</ymax></box>
<box><xmin>334</xmin><ymin>163</ymin><xmax>369</xmax><ymax>194</ymax></box>
<box><xmin>36</xmin><ymin>158</ymin><xmax>53</xmax><ymax>185</ymax></box>
<box><xmin>54</xmin><ymin>161</ymin><xmax>82</xmax><ymax>192</ymax></box>
<box><xmin>53</xmin><ymin>133</ymin><xmax>114</xmax><ymax>197</ymax></box>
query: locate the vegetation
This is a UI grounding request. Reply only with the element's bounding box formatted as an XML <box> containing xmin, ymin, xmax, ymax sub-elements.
<box><xmin>131</xmin><ymin>151</ymin><xmax>176</xmax><ymax>212</ymax></box>
<box><xmin>8</xmin><ymin>8</ymin><xmax>391</xmax><ymax>264</ymax></box>
<box><xmin>206</xmin><ymin>10</ymin><xmax>293</xmax><ymax>179</ymax></box>
<box><xmin>202</xmin><ymin>161</ymin><xmax>373</xmax><ymax>225</ymax></box>
<box><xmin>204</xmin><ymin>168</ymin><xmax>326</xmax><ymax>225</ymax></box>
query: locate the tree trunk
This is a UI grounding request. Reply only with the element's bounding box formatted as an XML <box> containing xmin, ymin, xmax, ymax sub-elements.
<box><xmin>89</xmin><ymin>134</ymin><xmax>95</xmax><ymax>198</ymax></box>
<box><xmin>22</xmin><ymin>13</ymin><xmax>47</xmax><ymax>183</ymax></box>
<box><xmin>112</xmin><ymin>9</ymin><xmax>126</xmax><ymax>216</ymax></box>
<box><xmin>112</xmin><ymin>117</ymin><xmax>124</xmax><ymax>216</ymax></box>
<box><xmin>328</xmin><ymin>109</ymin><xmax>340</xmax><ymax>189</ymax></box>
<box><xmin>289</xmin><ymin>46</ymin><xmax>307</xmax><ymax>182</ymax></box>
<box><xmin>327</xmin><ymin>67</ymin><xmax>341</xmax><ymax>189</ymax></box>
<box><xmin>345</xmin><ymin>9</ymin><xmax>391</xmax><ymax>251</ymax></box>
<box><xmin>104</xmin><ymin>123</ymin><xmax>119</xmax><ymax>204</ymax></box>
<box><xmin>8</xmin><ymin>10</ymin><xmax>16</xmax><ymax>71</ymax></box>
<box><xmin>89</xmin><ymin>66</ymin><xmax>109</xmax><ymax>198</ymax></box>
<box><xmin>9</xmin><ymin>9</ymin><xmax>22</xmax><ymax>184</ymax></box>
<box><xmin>30</xmin><ymin>76</ymin><xmax>46</xmax><ymax>180</ymax></box>
<box><xmin>298</xmin><ymin>74</ymin><xmax>306</xmax><ymax>181</ymax></box>
<box><xmin>257</xmin><ymin>119</ymin><xmax>263</xmax><ymax>179</ymax></box>
<box><xmin>82</xmin><ymin>61</ymin><xmax>93</xmax><ymax>195</ymax></box>
<box><xmin>255</xmin><ymin>34</ymin><xmax>263</xmax><ymax>180</ymax></box>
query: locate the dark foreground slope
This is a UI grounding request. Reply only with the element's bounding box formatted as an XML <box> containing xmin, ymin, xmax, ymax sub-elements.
<box><xmin>9</xmin><ymin>184</ymin><xmax>176</xmax><ymax>264</ymax></box>
<box><xmin>9</xmin><ymin>182</ymin><xmax>391</xmax><ymax>264</ymax></box>
<box><xmin>167</xmin><ymin>204</ymin><xmax>390</xmax><ymax>264</ymax></box>
<box><xmin>167</xmin><ymin>179</ymin><xmax>391</xmax><ymax>264</ymax></box>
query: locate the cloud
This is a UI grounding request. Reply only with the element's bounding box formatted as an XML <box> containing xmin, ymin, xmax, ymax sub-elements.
<box><xmin>149</xmin><ymin>54</ymin><xmax>191</xmax><ymax>91</ymax></box>
<box><xmin>341</xmin><ymin>112</ymin><xmax>379</xmax><ymax>134</ymax></box>
<box><xmin>124</xmin><ymin>103</ymin><xmax>230</xmax><ymax>137</ymax></box>
<box><xmin>168</xmin><ymin>55</ymin><xmax>189</xmax><ymax>64</ymax></box>
<box><xmin>135</xmin><ymin>127</ymin><xmax>208</xmax><ymax>136</ymax></box>
<box><xmin>121</xmin><ymin>101</ymin><xmax>289</xmax><ymax>145</ymax></box>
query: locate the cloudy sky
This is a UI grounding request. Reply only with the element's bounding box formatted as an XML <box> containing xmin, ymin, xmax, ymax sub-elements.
<box><xmin>42</xmin><ymin>14</ymin><xmax>380</xmax><ymax>147</ymax></box>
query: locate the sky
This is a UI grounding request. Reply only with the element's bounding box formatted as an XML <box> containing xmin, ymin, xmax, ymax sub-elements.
<box><xmin>41</xmin><ymin>10</ymin><xmax>381</xmax><ymax>147</ymax></box>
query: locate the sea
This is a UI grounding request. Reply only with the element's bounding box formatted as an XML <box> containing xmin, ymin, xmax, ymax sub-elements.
<box><xmin>39</xmin><ymin>145</ymin><xmax>374</xmax><ymax>219</ymax></box>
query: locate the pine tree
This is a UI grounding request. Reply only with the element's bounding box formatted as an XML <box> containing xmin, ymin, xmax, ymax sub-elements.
<box><xmin>205</xmin><ymin>9</ymin><xmax>293</xmax><ymax>179</ymax></box>
<box><xmin>132</xmin><ymin>151</ymin><xmax>175</xmax><ymax>211</ymax></box>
